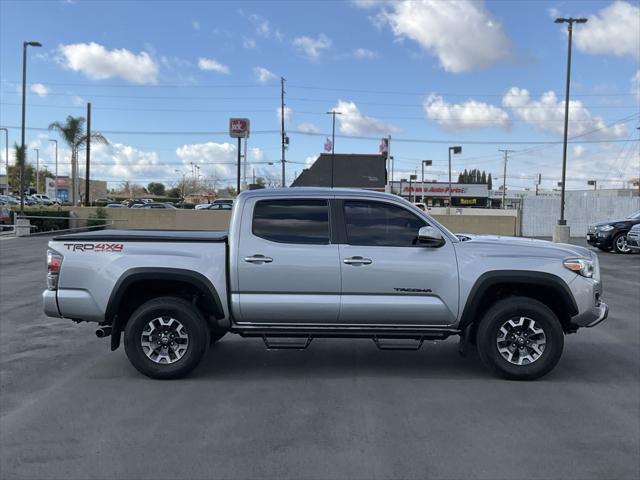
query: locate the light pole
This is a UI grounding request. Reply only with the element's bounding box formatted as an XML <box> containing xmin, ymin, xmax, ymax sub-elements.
<box><xmin>326</xmin><ymin>110</ymin><xmax>342</xmax><ymax>188</ymax></box>
<box><xmin>421</xmin><ymin>160</ymin><xmax>432</xmax><ymax>203</ymax></box>
<box><xmin>448</xmin><ymin>146</ymin><xmax>462</xmax><ymax>214</ymax></box>
<box><xmin>554</xmin><ymin>17</ymin><xmax>587</xmax><ymax>242</ymax></box>
<box><xmin>49</xmin><ymin>139</ymin><xmax>58</xmax><ymax>201</ymax></box>
<box><xmin>33</xmin><ymin>148</ymin><xmax>39</xmax><ymax>193</ymax></box>
<box><xmin>20</xmin><ymin>40</ymin><xmax>42</xmax><ymax>211</ymax></box>
<box><xmin>0</xmin><ymin>128</ymin><xmax>8</xmax><ymax>192</ymax></box>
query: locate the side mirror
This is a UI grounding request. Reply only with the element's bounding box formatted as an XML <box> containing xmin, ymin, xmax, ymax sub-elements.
<box><xmin>417</xmin><ymin>226</ymin><xmax>445</xmax><ymax>248</ymax></box>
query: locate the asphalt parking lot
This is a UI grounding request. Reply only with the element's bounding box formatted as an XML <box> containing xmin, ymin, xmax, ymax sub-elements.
<box><xmin>1</xmin><ymin>235</ymin><xmax>639</xmax><ymax>480</ymax></box>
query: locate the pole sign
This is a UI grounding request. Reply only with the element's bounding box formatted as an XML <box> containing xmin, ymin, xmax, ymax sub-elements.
<box><xmin>45</xmin><ymin>177</ymin><xmax>56</xmax><ymax>199</ymax></box>
<box><xmin>229</xmin><ymin>118</ymin><xmax>250</xmax><ymax>138</ymax></box>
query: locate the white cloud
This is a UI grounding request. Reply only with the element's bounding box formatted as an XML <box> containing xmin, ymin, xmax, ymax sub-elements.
<box><xmin>292</xmin><ymin>34</ymin><xmax>331</xmax><ymax>61</ymax></box>
<box><xmin>352</xmin><ymin>0</ymin><xmax>386</xmax><ymax>8</ymax></box>
<box><xmin>57</xmin><ymin>42</ymin><xmax>159</xmax><ymax>84</ymax></box>
<box><xmin>573</xmin><ymin>145</ymin><xmax>586</xmax><ymax>158</ymax></box>
<box><xmin>276</xmin><ymin>106</ymin><xmax>293</xmax><ymax>122</ymax></box>
<box><xmin>249</xmin><ymin>14</ymin><xmax>271</xmax><ymax>37</ymax></box>
<box><xmin>376</xmin><ymin>0</ymin><xmax>511</xmax><ymax>72</ymax></box>
<box><xmin>353</xmin><ymin>48</ymin><xmax>378</xmax><ymax>60</ymax></box>
<box><xmin>197</xmin><ymin>57</ymin><xmax>230</xmax><ymax>74</ymax></box>
<box><xmin>304</xmin><ymin>155</ymin><xmax>317</xmax><ymax>167</ymax></box>
<box><xmin>573</xmin><ymin>1</ymin><xmax>640</xmax><ymax>59</ymax></box>
<box><xmin>253</xmin><ymin>66</ymin><xmax>276</xmax><ymax>82</ymax></box>
<box><xmin>423</xmin><ymin>94</ymin><xmax>510</xmax><ymax>130</ymax></box>
<box><xmin>243</xmin><ymin>37</ymin><xmax>256</xmax><ymax>49</ymax></box>
<box><xmin>631</xmin><ymin>70</ymin><xmax>640</xmax><ymax>101</ymax></box>
<box><xmin>297</xmin><ymin>123</ymin><xmax>321</xmax><ymax>134</ymax></box>
<box><xmin>502</xmin><ymin>87</ymin><xmax>628</xmax><ymax>140</ymax></box>
<box><xmin>548</xmin><ymin>7</ymin><xmax>560</xmax><ymax>18</ymax></box>
<box><xmin>176</xmin><ymin>142</ymin><xmax>269</xmax><ymax>182</ymax></box>
<box><xmin>192</xmin><ymin>20</ymin><xmax>200</xmax><ymax>31</ymax></box>
<box><xmin>91</xmin><ymin>143</ymin><xmax>168</xmax><ymax>181</ymax></box>
<box><xmin>31</xmin><ymin>83</ymin><xmax>49</xmax><ymax>97</ymax></box>
<box><xmin>333</xmin><ymin>100</ymin><xmax>398</xmax><ymax>135</ymax></box>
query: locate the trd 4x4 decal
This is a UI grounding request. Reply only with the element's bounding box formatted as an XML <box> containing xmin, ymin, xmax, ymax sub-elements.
<box><xmin>63</xmin><ymin>243</ymin><xmax>124</xmax><ymax>252</ymax></box>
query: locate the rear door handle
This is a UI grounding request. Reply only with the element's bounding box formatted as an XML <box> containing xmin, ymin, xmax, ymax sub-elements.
<box><xmin>244</xmin><ymin>254</ymin><xmax>273</xmax><ymax>264</ymax></box>
<box><xmin>343</xmin><ymin>256</ymin><xmax>372</xmax><ymax>266</ymax></box>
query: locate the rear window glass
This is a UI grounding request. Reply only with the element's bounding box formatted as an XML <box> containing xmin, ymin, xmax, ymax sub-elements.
<box><xmin>252</xmin><ymin>199</ymin><xmax>329</xmax><ymax>244</ymax></box>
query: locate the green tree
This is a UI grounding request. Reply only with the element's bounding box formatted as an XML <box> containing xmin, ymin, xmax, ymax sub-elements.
<box><xmin>147</xmin><ymin>182</ymin><xmax>166</xmax><ymax>196</ymax></box>
<box><xmin>48</xmin><ymin>115</ymin><xmax>108</xmax><ymax>202</ymax></box>
<box><xmin>166</xmin><ymin>187</ymin><xmax>181</xmax><ymax>198</ymax></box>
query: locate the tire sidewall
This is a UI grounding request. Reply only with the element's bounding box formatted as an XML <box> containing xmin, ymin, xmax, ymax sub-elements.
<box><xmin>124</xmin><ymin>297</ymin><xmax>209</xmax><ymax>379</ymax></box>
<box><xmin>477</xmin><ymin>298</ymin><xmax>564</xmax><ymax>380</ymax></box>
<box><xmin>613</xmin><ymin>233</ymin><xmax>630</xmax><ymax>254</ymax></box>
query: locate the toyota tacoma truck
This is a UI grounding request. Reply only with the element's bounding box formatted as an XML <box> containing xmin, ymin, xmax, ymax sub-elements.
<box><xmin>43</xmin><ymin>188</ymin><xmax>608</xmax><ymax>380</ymax></box>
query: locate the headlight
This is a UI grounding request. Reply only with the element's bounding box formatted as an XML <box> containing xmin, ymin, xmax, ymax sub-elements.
<box><xmin>563</xmin><ymin>258</ymin><xmax>594</xmax><ymax>278</ymax></box>
<box><xmin>597</xmin><ymin>225</ymin><xmax>614</xmax><ymax>231</ymax></box>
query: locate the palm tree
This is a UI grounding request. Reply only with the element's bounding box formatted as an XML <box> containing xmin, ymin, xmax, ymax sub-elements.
<box><xmin>48</xmin><ymin>115</ymin><xmax>108</xmax><ymax>204</ymax></box>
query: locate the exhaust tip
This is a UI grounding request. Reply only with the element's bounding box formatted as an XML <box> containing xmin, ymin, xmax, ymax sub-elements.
<box><xmin>96</xmin><ymin>326</ymin><xmax>112</xmax><ymax>338</ymax></box>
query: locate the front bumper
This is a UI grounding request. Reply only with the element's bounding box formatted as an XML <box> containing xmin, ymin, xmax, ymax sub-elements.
<box><xmin>626</xmin><ymin>235</ymin><xmax>640</xmax><ymax>251</ymax></box>
<box><xmin>586</xmin><ymin>231</ymin><xmax>613</xmax><ymax>248</ymax></box>
<box><xmin>571</xmin><ymin>301</ymin><xmax>609</xmax><ymax>328</ymax></box>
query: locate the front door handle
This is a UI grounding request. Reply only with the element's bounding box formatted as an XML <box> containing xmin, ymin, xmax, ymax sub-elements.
<box><xmin>343</xmin><ymin>256</ymin><xmax>372</xmax><ymax>266</ymax></box>
<box><xmin>244</xmin><ymin>254</ymin><xmax>273</xmax><ymax>264</ymax></box>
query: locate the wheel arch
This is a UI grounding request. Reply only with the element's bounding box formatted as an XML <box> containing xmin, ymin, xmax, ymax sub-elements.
<box><xmin>106</xmin><ymin>268</ymin><xmax>225</xmax><ymax>351</ymax></box>
<box><xmin>458</xmin><ymin>271</ymin><xmax>579</xmax><ymax>336</ymax></box>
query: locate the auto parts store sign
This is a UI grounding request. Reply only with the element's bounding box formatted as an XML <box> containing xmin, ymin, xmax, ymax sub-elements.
<box><xmin>395</xmin><ymin>182</ymin><xmax>489</xmax><ymax>197</ymax></box>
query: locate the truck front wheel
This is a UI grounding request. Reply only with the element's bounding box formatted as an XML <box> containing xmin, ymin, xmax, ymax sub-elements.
<box><xmin>476</xmin><ymin>297</ymin><xmax>564</xmax><ymax>380</ymax></box>
<box><xmin>124</xmin><ymin>296</ymin><xmax>210</xmax><ymax>379</ymax></box>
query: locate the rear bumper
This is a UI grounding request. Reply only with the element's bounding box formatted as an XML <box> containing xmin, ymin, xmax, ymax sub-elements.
<box><xmin>571</xmin><ymin>301</ymin><xmax>609</xmax><ymax>328</ymax></box>
<box><xmin>42</xmin><ymin>289</ymin><xmax>61</xmax><ymax>318</ymax></box>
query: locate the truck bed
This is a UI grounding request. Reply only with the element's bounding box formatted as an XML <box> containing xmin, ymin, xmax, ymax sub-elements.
<box><xmin>53</xmin><ymin>229</ymin><xmax>228</xmax><ymax>243</ymax></box>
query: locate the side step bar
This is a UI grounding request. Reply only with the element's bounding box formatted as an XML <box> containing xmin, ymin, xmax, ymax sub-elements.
<box><xmin>373</xmin><ymin>336</ymin><xmax>424</xmax><ymax>351</ymax></box>
<box><xmin>262</xmin><ymin>336</ymin><xmax>313</xmax><ymax>350</ymax></box>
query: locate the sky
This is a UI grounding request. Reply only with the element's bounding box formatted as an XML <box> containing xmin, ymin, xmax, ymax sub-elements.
<box><xmin>0</xmin><ymin>0</ymin><xmax>638</xmax><ymax>192</ymax></box>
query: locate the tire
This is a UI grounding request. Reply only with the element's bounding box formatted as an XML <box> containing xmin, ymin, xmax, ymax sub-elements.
<box><xmin>124</xmin><ymin>296</ymin><xmax>210</xmax><ymax>379</ymax></box>
<box><xmin>612</xmin><ymin>233</ymin><xmax>631</xmax><ymax>254</ymax></box>
<box><xmin>476</xmin><ymin>297</ymin><xmax>564</xmax><ymax>381</ymax></box>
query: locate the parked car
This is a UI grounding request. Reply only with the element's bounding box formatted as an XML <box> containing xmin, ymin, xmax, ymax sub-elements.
<box><xmin>173</xmin><ymin>200</ymin><xmax>195</xmax><ymax>209</ymax></box>
<box><xmin>123</xmin><ymin>199</ymin><xmax>147</xmax><ymax>208</ymax></box>
<box><xmin>413</xmin><ymin>202</ymin><xmax>430</xmax><ymax>212</ymax></box>
<box><xmin>136</xmin><ymin>202</ymin><xmax>177</xmax><ymax>209</ymax></box>
<box><xmin>31</xmin><ymin>194</ymin><xmax>56</xmax><ymax>206</ymax></box>
<box><xmin>105</xmin><ymin>203</ymin><xmax>126</xmax><ymax>208</ymax></box>
<box><xmin>202</xmin><ymin>203</ymin><xmax>232</xmax><ymax>211</ymax></box>
<box><xmin>625</xmin><ymin>223</ymin><xmax>640</xmax><ymax>253</ymax></box>
<box><xmin>212</xmin><ymin>198</ymin><xmax>234</xmax><ymax>205</ymax></box>
<box><xmin>587</xmin><ymin>211</ymin><xmax>640</xmax><ymax>254</ymax></box>
<box><xmin>0</xmin><ymin>195</ymin><xmax>19</xmax><ymax>205</ymax></box>
<box><xmin>44</xmin><ymin>188</ymin><xmax>608</xmax><ymax>381</ymax></box>
<box><xmin>194</xmin><ymin>203</ymin><xmax>213</xmax><ymax>210</ymax></box>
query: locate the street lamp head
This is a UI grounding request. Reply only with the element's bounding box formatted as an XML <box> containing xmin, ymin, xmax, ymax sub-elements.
<box><xmin>554</xmin><ymin>18</ymin><xmax>567</xmax><ymax>23</ymax></box>
<box><xmin>423</xmin><ymin>160</ymin><xmax>433</xmax><ymax>166</ymax></box>
<box><xmin>575</xmin><ymin>18</ymin><xmax>588</xmax><ymax>23</ymax></box>
<box><xmin>25</xmin><ymin>41</ymin><xmax>42</xmax><ymax>47</ymax></box>
<box><xmin>450</xmin><ymin>146</ymin><xmax>462</xmax><ymax>154</ymax></box>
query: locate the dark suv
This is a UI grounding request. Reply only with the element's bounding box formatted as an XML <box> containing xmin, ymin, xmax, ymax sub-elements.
<box><xmin>587</xmin><ymin>210</ymin><xmax>640</xmax><ymax>254</ymax></box>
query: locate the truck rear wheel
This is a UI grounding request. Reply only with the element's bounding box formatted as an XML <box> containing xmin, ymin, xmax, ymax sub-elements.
<box><xmin>476</xmin><ymin>297</ymin><xmax>564</xmax><ymax>380</ymax></box>
<box><xmin>124</xmin><ymin>296</ymin><xmax>210</xmax><ymax>379</ymax></box>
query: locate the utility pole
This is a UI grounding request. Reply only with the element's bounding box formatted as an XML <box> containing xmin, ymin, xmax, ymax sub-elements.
<box><xmin>326</xmin><ymin>110</ymin><xmax>342</xmax><ymax>188</ymax></box>
<box><xmin>535</xmin><ymin>173</ymin><xmax>541</xmax><ymax>196</ymax></box>
<box><xmin>84</xmin><ymin>102</ymin><xmax>91</xmax><ymax>206</ymax></box>
<box><xmin>33</xmin><ymin>148</ymin><xmax>39</xmax><ymax>193</ymax></box>
<box><xmin>554</xmin><ymin>16</ymin><xmax>588</xmax><ymax>242</ymax></box>
<box><xmin>498</xmin><ymin>149</ymin><xmax>514</xmax><ymax>209</ymax></box>
<box><xmin>49</xmin><ymin>139</ymin><xmax>58</xmax><ymax>200</ymax></box>
<box><xmin>280</xmin><ymin>77</ymin><xmax>286</xmax><ymax>187</ymax></box>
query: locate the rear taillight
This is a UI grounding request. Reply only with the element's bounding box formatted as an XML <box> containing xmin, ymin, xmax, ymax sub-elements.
<box><xmin>47</xmin><ymin>249</ymin><xmax>63</xmax><ymax>290</ymax></box>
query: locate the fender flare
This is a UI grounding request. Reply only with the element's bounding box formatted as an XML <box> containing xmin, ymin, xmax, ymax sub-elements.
<box><xmin>106</xmin><ymin>267</ymin><xmax>225</xmax><ymax>350</ymax></box>
<box><xmin>458</xmin><ymin>270</ymin><xmax>579</xmax><ymax>332</ymax></box>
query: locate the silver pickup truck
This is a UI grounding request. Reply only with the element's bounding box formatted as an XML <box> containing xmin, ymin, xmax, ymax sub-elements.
<box><xmin>43</xmin><ymin>188</ymin><xmax>608</xmax><ymax>380</ymax></box>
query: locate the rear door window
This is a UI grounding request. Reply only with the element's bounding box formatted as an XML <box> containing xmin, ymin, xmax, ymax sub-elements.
<box><xmin>253</xmin><ymin>199</ymin><xmax>330</xmax><ymax>244</ymax></box>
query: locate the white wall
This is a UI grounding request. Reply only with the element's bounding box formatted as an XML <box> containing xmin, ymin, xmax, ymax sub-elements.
<box><xmin>522</xmin><ymin>193</ymin><xmax>640</xmax><ymax>237</ymax></box>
